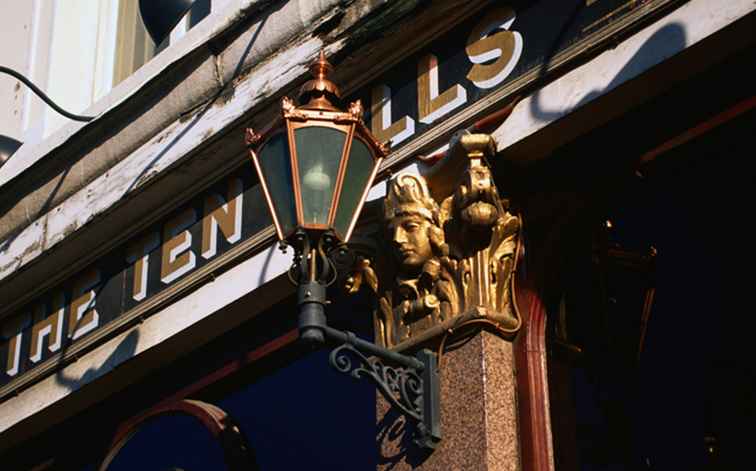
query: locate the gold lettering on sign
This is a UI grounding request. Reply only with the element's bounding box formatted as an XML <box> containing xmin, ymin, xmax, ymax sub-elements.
<box><xmin>417</xmin><ymin>53</ymin><xmax>467</xmax><ymax>124</ymax></box>
<box><xmin>2</xmin><ymin>316</ymin><xmax>28</xmax><ymax>377</ymax></box>
<box><xmin>202</xmin><ymin>178</ymin><xmax>243</xmax><ymax>259</ymax></box>
<box><xmin>68</xmin><ymin>269</ymin><xmax>101</xmax><ymax>341</ymax></box>
<box><xmin>161</xmin><ymin>208</ymin><xmax>197</xmax><ymax>284</ymax></box>
<box><xmin>5</xmin><ymin>332</ymin><xmax>22</xmax><ymax>376</ymax></box>
<box><xmin>29</xmin><ymin>292</ymin><xmax>65</xmax><ymax>363</ymax></box>
<box><xmin>370</xmin><ymin>84</ymin><xmax>415</xmax><ymax>146</ymax></box>
<box><xmin>466</xmin><ymin>7</ymin><xmax>523</xmax><ymax>90</ymax></box>
<box><xmin>126</xmin><ymin>232</ymin><xmax>159</xmax><ymax>301</ymax></box>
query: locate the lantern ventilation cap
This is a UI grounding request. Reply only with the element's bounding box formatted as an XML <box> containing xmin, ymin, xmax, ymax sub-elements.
<box><xmin>299</xmin><ymin>51</ymin><xmax>342</xmax><ymax>111</ymax></box>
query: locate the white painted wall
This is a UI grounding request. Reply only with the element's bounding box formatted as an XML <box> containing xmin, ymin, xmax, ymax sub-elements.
<box><xmin>0</xmin><ymin>0</ymin><xmax>206</xmax><ymax>150</ymax></box>
<box><xmin>0</xmin><ymin>0</ymin><xmax>117</xmax><ymax>146</ymax></box>
<box><xmin>21</xmin><ymin>1</ymin><xmax>56</xmax><ymax>145</ymax></box>
<box><xmin>212</xmin><ymin>0</ymin><xmax>235</xmax><ymax>12</ymax></box>
<box><xmin>0</xmin><ymin>0</ymin><xmax>37</xmax><ymax>142</ymax></box>
<box><xmin>43</xmin><ymin>1</ymin><xmax>112</xmax><ymax>138</ymax></box>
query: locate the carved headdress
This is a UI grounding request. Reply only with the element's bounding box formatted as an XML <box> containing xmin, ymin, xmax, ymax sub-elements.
<box><xmin>383</xmin><ymin>173</ymin><xmax>439</xmax><ymax>224</ymax></box>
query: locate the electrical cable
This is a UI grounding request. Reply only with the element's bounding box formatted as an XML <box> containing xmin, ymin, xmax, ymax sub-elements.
<box><xmin>1</xmin><ymin>65</ymin><xmax>95</xmax><ymax>122</ymax></box>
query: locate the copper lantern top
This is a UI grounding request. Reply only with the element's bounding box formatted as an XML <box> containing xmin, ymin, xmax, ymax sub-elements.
<box><xmin>298</xmin><ymin>50</ymin><xmax>342</xmax><ymax>111</ymax></box>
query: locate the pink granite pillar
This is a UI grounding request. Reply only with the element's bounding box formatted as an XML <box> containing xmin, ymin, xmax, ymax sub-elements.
<box><xmin>377</xmin><ymin>331</ymin><xmax>521</xmax><ymax>470</ymax></box>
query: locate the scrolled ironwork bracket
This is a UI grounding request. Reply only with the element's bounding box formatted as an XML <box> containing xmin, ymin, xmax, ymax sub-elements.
<box><xmin>296</xmin><ymin>281</ymin><xmax>441</xmax><ymax>450</ymax></box>
<box><xmin>324</xmin><ymin>328</ymin><xmax>441</xmax><ymax>450</ymax></box>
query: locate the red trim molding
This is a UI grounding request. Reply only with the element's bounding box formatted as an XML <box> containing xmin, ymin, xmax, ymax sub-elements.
<box><xmin>98</xmin><ymin>330</ymin><xmax>299</xmax><ymax>470</ymax></box>
<box><xmin>639</xmin><ymin>95</ymin><xmax>756</xmax><ymax>165</ymax></box>
<box><xmin>515</xmin><ymin>283</ymin><xmax>554</xmax><ymax>471</ymax></box>
<box><xmin>98</xmin><ymin>399</ymin><xmax>257</xmax><ymax>470</ymax></box>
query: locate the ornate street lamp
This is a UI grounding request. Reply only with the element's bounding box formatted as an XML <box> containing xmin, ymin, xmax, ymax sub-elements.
<box><xmin>245</xmin><ymin>52</ymin><xmax>441</xmax><ymax>450</ymax></box>
<box><xmin>246</xmin><ymin>51</ymin><xmax>388</xmax><ymax>344</ymax></box>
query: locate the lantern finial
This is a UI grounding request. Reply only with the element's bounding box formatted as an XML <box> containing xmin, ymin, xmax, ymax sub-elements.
<box><xmin>299</xmin><ymin>50</ymin><xmax>341</xmax><ymax>110</ymax></box>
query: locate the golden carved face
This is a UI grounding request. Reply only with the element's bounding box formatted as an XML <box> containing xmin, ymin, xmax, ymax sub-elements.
<box><xmin>389</xmin><ymin>213</ymin><xmax>434</xmax><ymax>275</ymax></box>
<box><xmin>384</xmin><ymin>173</ymin><xmax>442</xmax><ymax>277</ymax></box>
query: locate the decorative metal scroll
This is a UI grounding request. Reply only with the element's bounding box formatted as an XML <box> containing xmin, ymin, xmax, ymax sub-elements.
<box><xmin>326</xmin><ymin>340</ymin><xmax>440</xmax><ymax>449</ymax></box>
<box><xmin>330</xmin><ymin>343</ymin><xmax>423</xmax><ymax>422</ymax></box>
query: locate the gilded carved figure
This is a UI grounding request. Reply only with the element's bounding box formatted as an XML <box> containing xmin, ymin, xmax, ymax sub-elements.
<box><xmin>374</xmin><ymin>173</ymin><xmax>457</xmax><ymax>347</ymax></box>
<box><xmin>370</xmin><ymin>133</ymin><xmax>521</xmax><ymax>349</ymax></box>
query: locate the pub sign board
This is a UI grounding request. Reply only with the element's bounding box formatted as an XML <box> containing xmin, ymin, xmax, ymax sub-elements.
<box><xmin>0</xmin><ymin>0</ymin><xmax>663</xmax><ymax>396</ymax></box>
<box><xmin>353</xmin><ymin>0</ymin><xmax>657</xmax><ymax>152</ymax></box>
<box><xmin>0</xmin><ymin>166</ymin><xmax>272</xmax><ymax>395</ymax></box>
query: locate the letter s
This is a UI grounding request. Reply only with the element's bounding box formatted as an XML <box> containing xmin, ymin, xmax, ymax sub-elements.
<box><xmin>466</xmin><ymin>7</ymin><xmax>523</xmax><ymax>90</ymax></box>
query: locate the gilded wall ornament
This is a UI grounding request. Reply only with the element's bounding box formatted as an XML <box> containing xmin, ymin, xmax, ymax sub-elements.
<box><xmin>366</xmin><ymin>133</ymin><xmax>521</xmax><ymax>350</ymax></box>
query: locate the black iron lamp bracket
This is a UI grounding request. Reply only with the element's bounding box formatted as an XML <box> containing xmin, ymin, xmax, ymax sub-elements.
<box><xmin>296</xmin><ymin>280</ymin><xmax>442</xmax><ymax>450</ymax></box>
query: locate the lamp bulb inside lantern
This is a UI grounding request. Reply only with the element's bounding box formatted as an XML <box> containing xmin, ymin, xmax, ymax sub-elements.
<box><xmin>303</xmin><ymin>164</ymin><xmax>331</xmax><ymax>192</ymax></box>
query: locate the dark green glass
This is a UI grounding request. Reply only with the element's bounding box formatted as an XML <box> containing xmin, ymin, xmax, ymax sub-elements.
<box><xmin>334</xmin><ymin>137</ymin><xmax>374</xmax><ymax>239</ymax></box>
<box><xmin>294</xmin><ymin>126</ymin><xmax>346</xmax><ymax>226</ymax></box>
<box><xmin>258</xmin><ymin>132</ymin><xmax>297</xmax><ymax>237</ymax></box>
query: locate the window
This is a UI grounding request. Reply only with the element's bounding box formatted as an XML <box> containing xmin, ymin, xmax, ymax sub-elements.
<box><xmin>113</xmin><ymin>0</ymin><xmax>155</xmax><ymax>88</ymax></box>
<box><xmin>113</xmin><ymin>0</ymin><xmax>212</xmax><ymax>87</ymax></box>
<box><xmin>20</xmin><ymin>0</ymin><xmax>212</xmax><ymax>142</ymax></box>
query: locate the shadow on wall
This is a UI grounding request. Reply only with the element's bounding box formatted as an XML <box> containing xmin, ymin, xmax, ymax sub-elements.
<box><xmin>55</xmin><ymin>329</ymin><xmax>139</xmax><ymax>392</ymax></box>
<box><xmin>529</xmin><ymin>22</ymin><xmax>687</xmax><ymax>122</ymax></box>
<box><xmin>377</xmin><ymin>407</ymin><xmax>433</xmax><ymax>470</ymax></box>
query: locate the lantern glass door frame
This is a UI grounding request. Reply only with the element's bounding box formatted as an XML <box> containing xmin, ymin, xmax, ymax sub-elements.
<box><xmin>250</xmin><ymin>104</ymin><xmax>386</xmax><ymax>247</ymax></box>
<box><xmin>286</xmin><ymin>116</ymin><xmax>356</xmax><ymax>235</ymax></box>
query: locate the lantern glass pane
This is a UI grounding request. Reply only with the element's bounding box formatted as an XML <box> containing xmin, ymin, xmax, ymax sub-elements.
<box><xmin>294</xmin><ymin>126</ymin><xmax>346</xmax><ymax>226</ymax></box>
<box><xmin>258</xmin><ymin>132</ymin><xmax>296</xmax><ymax>237</ymax></box>
<box><xmin>334</xmin><ymin>137</ymin><xmax>375</xmax><ymax>240</ymax></box>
